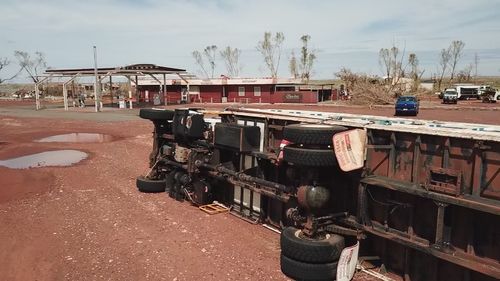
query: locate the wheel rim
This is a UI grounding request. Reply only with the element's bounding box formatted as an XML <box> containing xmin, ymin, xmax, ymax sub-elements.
<box><xmin>294</xmin><ymin>229</ymin><xmax>330</xmax><ymax>241</ymax></box>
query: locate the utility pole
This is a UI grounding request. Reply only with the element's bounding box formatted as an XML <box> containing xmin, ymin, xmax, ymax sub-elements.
<box><xmin>93</xmin><ymin>46</ymin><xmax>101</xmax><ymax>112</ymax></box>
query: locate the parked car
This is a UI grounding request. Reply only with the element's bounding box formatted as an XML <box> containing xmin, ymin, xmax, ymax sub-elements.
<box><xmin>442</xmin><ymin>90</ymin><xmax>458</xmax><ymax>104</ymax></box>
<box><xmin>395</xmin><ymin>95</ymin><xmax>419</xmax><ymax>116</ymax></box>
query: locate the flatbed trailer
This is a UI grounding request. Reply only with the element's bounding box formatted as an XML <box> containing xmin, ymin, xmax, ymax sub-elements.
<box><xmin>136</xmin><ymin>107</ymin><xmax>500</xmax><ymax>281</ymax></box>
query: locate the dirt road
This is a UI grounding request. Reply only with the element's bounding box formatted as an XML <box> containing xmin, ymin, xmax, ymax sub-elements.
<box><xmin>0</xmin><ymin>101</ymin><xmax>498</xmax><ymax>281</ymax></box>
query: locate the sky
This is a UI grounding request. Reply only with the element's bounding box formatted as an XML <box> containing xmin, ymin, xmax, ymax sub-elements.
<box><xmin>1</xmin><ymin>0</ymin><xmax>500</xmax><ymax>82</ymax></box>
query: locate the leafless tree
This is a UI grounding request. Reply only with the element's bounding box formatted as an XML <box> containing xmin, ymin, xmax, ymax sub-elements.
<box><xmin>379</xmin><ymin>44</ymin><xmax>407</xmax><ymax>85</ymax></box>
<box><xmin>408</xmin><ymin>53</ymin><xmax>425</xmax><ymax>91</ymax></box>
<box><xmin>456</xmin><ymin>64</ymin><xmax>473</xmax><ymax>82</ymax></box>
<box><xmin>204</xmin><ymin>45</ymin><xmax>217</xmax><ymax>78</ymax></box>
<box><xmin>437</xmin><ymin>48</ymin><xmax>451</xmax><ymax>90</ymax></box>
<box><xmin>220</xmin><ymin>46</ymin><xmax>242</xmax><ymax>77</ymax></box>
<box><xmin>448</xmin><ymin>40</ymin><xmax>465</xmax><ymax>81</ymax></box>
<box><xmin>390</xmin><ymin>46</ymin><xmax>400</xmax><ymax>79</ymax></box>
<box><xmin>408</xmin><ymin>53</ymin><xmax>419</xmax><ymax>79</ymax></box>
<box><xmin>0</xmin><ymin>57</ymin><xmax>22</xmax><ymax>84</ymax></box>
<box><xmin>289</xmin><ymin>51</ymin><xmax>299</xmax><ymax>78</ymax></box>
<box><xmin>256</xmin><ymin>32</ymin><xmax>285</xmax><ymax>78</ymax></box>
<box><xmin>14</xmin><ymin>51</ymin><xmax>47</xmax><ymax>83</ymax></box>
<box><xmin>192</xmin><ymin>50</ymin><xmax>209</xmax><ymax>78</ymax></box>
<box><xmin>298</xmin><ymin>35</ymin><xmax>317</xmax><ymax>81</ymax></box>
<box><xmin>379</xmin><ymin>48</ymin><xmax>391</xmax><ymax>78</ymax></box>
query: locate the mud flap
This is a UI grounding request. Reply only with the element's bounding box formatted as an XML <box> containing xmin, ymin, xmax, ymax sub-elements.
<box><xmin>333</xmin><ymin>129</ymin><xmax>367</xmax><ymax>172</ymax></box>
<box><xmin>336</xmin><ymin>241</ymin><xmax>360</xmax><ymax>281</ymax></box>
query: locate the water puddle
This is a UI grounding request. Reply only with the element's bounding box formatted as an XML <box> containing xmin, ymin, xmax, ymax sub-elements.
<box><xmin>0</xmin><ymin>150</ymin><xmax>88</xmax><ymax>169</ymax></box>
<box><xmin>36</xmin><ymin>133</ymin><xmax>114</xmax><ymax>143</ymax></box>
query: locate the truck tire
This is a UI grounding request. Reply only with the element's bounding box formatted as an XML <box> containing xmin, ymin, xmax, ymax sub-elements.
<box><xmin>280</xmin><ymin>254</ymin><xmax>338</xmax><ymax>281</ymax></box>
<box><xmin>281</xmin><ymin>227</ymin><xmax>344</xmax><ymax>263</ymax></box>
<box><xmin>139</xmin><ymin>109</ymin><xmax>175</xmax><ymax>120</ymax></box>
<box><xmin>283</xmin><ymin>146</ymin><xmax>338</xmax><ymax>167</ymax></box>
<box><xmin>283</xmin><ymin>124</ymin><xmax>347</xmax><ymax>145</ymax></box>
<box><xmin>136</xmin><ymin>176</ymin><xmax>166</xmax><ymax>193</ymax></box>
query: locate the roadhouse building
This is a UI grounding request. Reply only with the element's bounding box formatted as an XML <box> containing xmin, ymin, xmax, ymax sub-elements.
<box><xmin>136</xmin><ymin>76</ymin><xmax>336</xmax><ymax>104</ymax></box>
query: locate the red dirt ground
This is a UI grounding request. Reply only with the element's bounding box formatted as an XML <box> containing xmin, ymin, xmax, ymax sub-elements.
<box><xmin>0</xmin><ymin>100</ymin><xmax>498</xmax><ymax>281</ymax></box>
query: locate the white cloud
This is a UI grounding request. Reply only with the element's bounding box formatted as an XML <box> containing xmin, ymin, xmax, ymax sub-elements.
<box><xmin>1</xmin><ymin>0</ymin><xmax>500</xmax><ymax>81</ymax></box>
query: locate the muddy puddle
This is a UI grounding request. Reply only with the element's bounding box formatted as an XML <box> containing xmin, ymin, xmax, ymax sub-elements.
<box><xmin>0</xmin><ymin>150</ymin><xmax>88</xmax><ymax>169</ymax></box>
<box><xmin>36</xmin><ymin>133</ymin><xmax>114</xmax><ymax>143</ymax></box>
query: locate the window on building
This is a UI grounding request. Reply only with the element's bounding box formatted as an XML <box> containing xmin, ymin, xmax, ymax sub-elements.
<box><xmin>254</xmin><ymin>86</ymin><xmax>261</xmax><ymax>96</ymax></box>
<box><xmin>238</xmin><ymin>86</ymin><xmax>245</xmax><ymax>97</ymax></box>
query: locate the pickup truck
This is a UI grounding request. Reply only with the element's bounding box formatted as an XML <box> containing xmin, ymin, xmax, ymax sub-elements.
<box><xmin>394</xmin><ymin>95</ymin><xmax>419</xmax><ymax>116</ymax></box>
<box><xmin>442</xmin><ymin>90</ymin><xmax>458</xmax><ymax>104</ymax></box>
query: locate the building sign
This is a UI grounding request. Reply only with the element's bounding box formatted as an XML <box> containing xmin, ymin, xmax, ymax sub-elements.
<box><xmin>283</xmin><ymin>92</ymin><xmax>302</xmax><ymax>103</ymax></box>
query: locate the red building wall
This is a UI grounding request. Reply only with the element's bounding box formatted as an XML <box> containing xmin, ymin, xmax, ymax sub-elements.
<box><xmin>137</xmin><ymin>84</ymin><xmax>320</xmax><ymax>104</ymax></box>
<box><xmin>198</xmin><ymin>85</ymin><xmax>223</xmax><ymax>103</ymax></box>
<box><xmin>226</xmin><ymin>85</ymin><xmax>273</xmax><ymax>103</ymax></box>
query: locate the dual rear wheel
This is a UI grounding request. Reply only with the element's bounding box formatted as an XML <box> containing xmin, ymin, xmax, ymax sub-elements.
<box><xmin>282</xmin><ymin>124</ymin><xmax>347</xmax><ymax>167</ymax></box>
<box><xmin>280</xmin><ymin>227</ymin><xmax>345</xmax><ymax>281</ymax></box>
<box><xmin>281</xmin><ymin>124</ymin><xmax>349</xmax><ymax>280</ymax></box>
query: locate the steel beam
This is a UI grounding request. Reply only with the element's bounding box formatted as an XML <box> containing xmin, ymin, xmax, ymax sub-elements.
<box><xmin>361</xmin><ymin>175</ymin><xmax>500</xmax><ymax>215</ymax></box>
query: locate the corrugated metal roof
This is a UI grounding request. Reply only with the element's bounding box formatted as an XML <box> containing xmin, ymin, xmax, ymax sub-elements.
<box><xmin>45</xmin><ymin>64</ymin><xmax>185</xmax><ymax>75</ymax></box>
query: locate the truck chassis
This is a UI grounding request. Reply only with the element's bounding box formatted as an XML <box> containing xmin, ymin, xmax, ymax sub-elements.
<box><xmin>136</xmin><ymin>107</ymin><xmax>500</xmax><ymax>281</ymax></box>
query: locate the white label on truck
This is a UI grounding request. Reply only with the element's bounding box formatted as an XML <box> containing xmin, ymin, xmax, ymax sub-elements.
<box><xmin>333</xmin><ymin>129</ymin><xmax>367</xmax><ymax>172</ymax></box>
<box><xmin>336</xmin><ymin>241</ymin><xmax>360</xmax><ymax>281</ymax></box>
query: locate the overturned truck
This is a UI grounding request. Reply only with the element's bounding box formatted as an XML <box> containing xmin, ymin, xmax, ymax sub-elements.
<box><xmin>136</xmin><ymin>107</ymin><xmax>500</xmax><ymax>281</ymax></box>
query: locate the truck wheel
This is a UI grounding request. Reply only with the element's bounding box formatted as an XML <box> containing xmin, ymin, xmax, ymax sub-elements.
<box><xmin>136</xmin><ymin>176</ymin><xmax>166</xmax><ymax>193</ymax></box>
<box><xmin>139</xmin><ymin>109</ymin><xmax>175</xmax><ymax>120</ymax></box>
<box><xmin>283</xmin><ymin>146</ymin><xmax>338</xmax><ymax>167</ymax></box>
<box><xmin>283</xmin><ymin>124</ymin><xmax>347</xmax><ymax>145</ymax></box>
<box><xmin>280</xmin><ymin>254</ymin><xmax>338</xmax><ymax>281</ymax></box>
<box><xmin>281</xmin><ymin>227</ymin><xmax>344</xmax><ymax>263</ymax></box>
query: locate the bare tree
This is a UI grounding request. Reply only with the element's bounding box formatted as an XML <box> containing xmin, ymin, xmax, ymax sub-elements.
<box><xmin>14</xmin><ymin>51</ymin><xmax>47</xmax><ymax>83</ymax></box>
<box><xmin>0</xmin><ymin>57</ymin><xmax>22</xmax><ymax>84</ymax></box>
<box><xmin>378</xmin><ymin>43</ymin><xmax>410</xmax><ymax>97</ymax></box>
<box><xmin>220</xmin><ymin>46</ymin><xmax>242</xmax><ymax>77</ymax></box>
<box><xmin>298</xmin><ymin>35</ymin><xmax>317</xmax><ymax>81</ymax></box>
<box><xmin>379</xmin><ymin>44</ymin><xmax>407</xmax><ymax>85</ymax></box>
<box><xmin>456</xmin><ymin>64</ymin><xmax>473</xmax><ymax>83</ymax></box>
<box><xmin>408</xmin><ymin>53</ymin><xmax>418</xmax><ymax>80</ymax></box>
<box><xmin>408</xmin><ymin>53</ymin><xmax>424</xmax><ymax>91</ymax></box>
<box><xmin>437</xmin><ymin>48</ymin><xmax>451</xmax><ymax>90</ymax></box>
<box><xmin>204</xmin><ymin>45</ymin><xmax>217</xmax><ymax>78</ymax></box>
<box><xmin>449</xmin><ymin>40</ymin><xmax>465</xmax><ymax>81</ymax></box>
<box><xmin>192</xmin><ymin>50</ymin><xmax>209</xmax><ymax>78</ymax></box>
<box><xmin>390</xmin><ymin>46</ymin><xmax>400</xmax><ymax>79</ymax></box>
<box><xmin>289</xmin><ymin>51</ymin><xmax>299</xmax><ymax>78</ymax></box>
<box><xmin>256</xmin><ymin>32</ymin><xmax>285</xmax><ymax>78</ymax></box>
<box><xmin>379</xmin><ymin>48</ymin><xmax>391</xmax><ymax>78</ymax></box>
